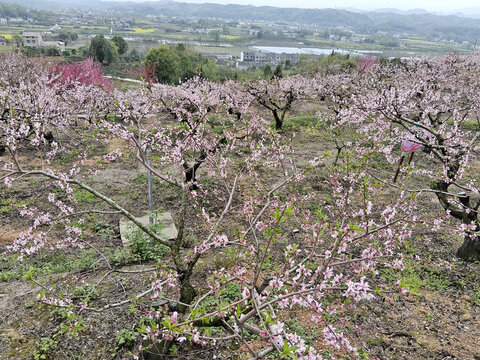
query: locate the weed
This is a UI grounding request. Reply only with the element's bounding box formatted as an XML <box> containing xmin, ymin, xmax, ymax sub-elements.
<box><xmin>107</xmin><ymin>248</ymin><xmax>135</xmax><ymax>266</ymax></box>
<box><xmin>0</xmin><ymin>249</ymin><xmax>100</xmax><ymax>282</ymax></box>
<box><xmin>198</xmin><ymin>282</ymin><xmax>242</xmax><ymax>311</ymax></box>
<box><xmin>380</xmin><ymin>261</ymin><xmax>451</xmax><ymax>295</ymax></box>
<box><xmin>472</xmin><ymin>285</ymin><xmax>480</xmax><ymax>306</ymax></box>
<box><xmin>36</xmin><ymin>249</ymin><xmax>99</xmax><ymax>274</ymax></box>
<box><xmin>285</xmin><ymin>318</ymin><xmax>308</xmax><ymax>337</ymax></box>
<box><xmin>116</xmin><ymin>329</ymin><xmax>138</xmax><ymax>348</ymax></box>
<box><xmin>73</xmin><ymin>189</ymin><xmax>97</xmax><ymax>204</ymax></box>
<box><xmin>321</xmin><ymin>349</ymin><xmax>334</xmax><ymax>358</ymax></box>
<box><xmin>284</xmin><ymin>114</ymin><xmax>319</xmax><ymax>129</ymax></box>
<box><xmin>220</xmin><ymin>282</ymin><xmax>241</xmax><ymax>301</ymax></box>
<box><xmin>447</xmin><ymin>118</ymin><xmax>479</xmax><ymax>131</ymax></box>
<box><xmin>365</xmin><ymin>336</ymin><xmax>384</xmax><ymax>347</ymax></box>
<box><xmin>22</xmin><ymin>266</ymin><xmax>43</xmax><ymax>281</ymax></box>
<box><xmin>461</xmin><ymin>120</ymin><xmax>479</xmax><ymax>131</ymax></box>
<box><xmin>0</xmin><ymin>198</ymin><xmax>31</xmax><ymax>213</ymax></box>
<box><xmin>0</xmin><ymin>270</ymin><xmax>16</xmax><ymax>282</ymax></box>
<box><xmin>425</xmin><ymin>312</ymin><xmax>436</xmax><ymax>321</ymax></box>
<box><xmin>50</xmin><ymin>306</ymin><xmax>86</xmax><ymax>336</ymax></box>
<box><xmin>107</xmin><ymin>221</ymin><xmax>169</xmax><ymax>265</ymax></box>
<box><xmin>59</xmin><ymin>148</ymin><xmax>80</xmax><ymax>164</ymax></box>
<box><xmin>0</xmin><ymin>197</ymin><xmax>13</xmax><ymax>213</ymax></box>
<box><xmin>132</xmin><ymin>173</ymin><xmax>163</xmax><ymax>187</ymax></box>
<box><xmin>33</xmin><ymin>337</ymin><xmax>58</xmax><ymax>360</ymax></box>
<box><xmin>212</xmin><ymin>254</ymin><xmax>236</xmax><ymax>269</ymax></box>
<box><xmin>424</xmin><ymin>269</ymin><xmax>450</xmax><ymax>291</ymax></box>
<box><xmin>169</xmin><ymin>344</ymin><xmax>179</xmax><ymax>355</ymax></box>
<box><xmin>94</xmin><ymin>220</ymin><xmax>115</xmax><ymax>240</ymax></box>
<box><xmin>128</xmin><ymin>223</ymin><xmax>170</xmax><ymax>262</ymax></box>
<box><xmin>72</xmin><ymin>284</ymin><xmax>99</xmax><ymax>302</ymax></box>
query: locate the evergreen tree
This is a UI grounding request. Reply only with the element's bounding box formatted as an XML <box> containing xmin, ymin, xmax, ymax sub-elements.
<box><xmin>88</xmin><ymin>35</ymin><xmax>118</xmax><ymax>65</ymax></box>
<box><xmin>273</xmin><ymin>64</ymin><xmax>283</xmax><ymax>79</ymax></box>
<box><xmin>263</xmin><ymin>64</ymin><xmax>272</xmax><ymax>79</ymax></box>
<box><xmin>111</xmin><ymin>36</ymin><xmax>128</xmax><ymax>55</ymax></box>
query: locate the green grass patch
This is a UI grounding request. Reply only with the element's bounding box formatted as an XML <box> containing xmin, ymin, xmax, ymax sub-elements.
<box><xmin>380</xmin><ymin>261</ymin><xmax>451</xmax><ymax>295</ymax></box>
<box><xmin>132</xmin><ymin>173</ymin><xmax>174</xmax><ymax>188</ymax></box>
<box><xmin>472</xmin><ymin>285</ymin><xmax>480</xmax><ymax>306</ymax></box>
<box><xmin>198</xmin><ymin>282</ymin><xmax>242</xmax><ymax>312</ymax></box>
<box><xmin>127</xmin><ymin>223</ymin><xmax>170</xmax><ymax>262</ymax></box>
<box><xmin>0</xmin><ymin>249</ymin><xmax>100</xmax><ymax>282</ymax></box>
<box><xmin>0</xmin><ymin>197</ymin><xmax>14</xmax><ymax>213</ymax></box>
<box><xmin>460</xmin><ymin>119</ymin><xmax>479</xmax><ymax>131</ymax></box>
<box><xmin>446</xmin><ymin>118</ymin><xmax>479</xmax><ymax>131</ymax></box>
<box><xmin>0</xmin><ymin>198</ymin><xmax>32</xmax><ymax>214</ymax></box>
<box><xmin>58</xmin><ymin>148</ymin><xmax>80</xmax><ymax>164</ymax></box>
<box><xmin>283</xmin><ymin>114</ymin><xmax>319</xmax><ymax>129</ymax></box>
<box><xmin>73</xmin><ymin>189</ymin><xmax>97</xmax><ymax>204</ymax></box>
<box><xmin>108</xmin><ymin>222</ymin><xmax>170</xmax><ymax>266</ymax></box>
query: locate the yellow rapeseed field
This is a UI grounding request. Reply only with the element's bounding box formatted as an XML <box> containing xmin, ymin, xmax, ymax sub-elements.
<box><xmin>132</xmin><ymin>28</ymin><xmax>155</xmax><ymax>33</ymax></box>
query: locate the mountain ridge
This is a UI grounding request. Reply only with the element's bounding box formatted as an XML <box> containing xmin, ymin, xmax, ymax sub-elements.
<box><xmin>3</xmin><ymin>0</ymin><xmax>480</xmax><ymax>42</ymax></box>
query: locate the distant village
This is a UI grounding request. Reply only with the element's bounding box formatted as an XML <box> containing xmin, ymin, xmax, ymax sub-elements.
<box><xmin>0</xmin><ymin>5</ymin><xmax>474</xmax><ymax>68</ymax></box>
<box><xmin>15</xmin><ymin>28</ymin><xmax>303</xmax><ymax>69</ymax></box>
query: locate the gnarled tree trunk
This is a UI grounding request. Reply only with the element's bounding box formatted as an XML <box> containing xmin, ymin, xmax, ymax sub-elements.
<box><xmin>456</xmin><ymin>226</ymin><xmax>480</xmax><ymax>262</ymax></box>
<box><xmin>432</xmin><ymin>180</ymin><xmax>480</xmax><ymax>262</ymax></box>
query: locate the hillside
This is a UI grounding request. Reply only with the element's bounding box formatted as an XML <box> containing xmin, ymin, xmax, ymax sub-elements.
<box><xmin>4</xmin><ymin>0</ymin><xmax>480</xmax><ymax>42</ymax></box>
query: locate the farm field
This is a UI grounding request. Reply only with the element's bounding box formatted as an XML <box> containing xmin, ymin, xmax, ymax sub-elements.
<box><xmin>0</xmin><ymin>11</ymin><xmax>474</xmax><ymax>62</ymax></box>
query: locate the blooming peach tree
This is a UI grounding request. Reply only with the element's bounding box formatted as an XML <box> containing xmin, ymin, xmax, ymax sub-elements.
<box><xmin>245</xmin><ymin>75</ymin><xmax>316</xmax><ymax>130</ymax></box>
<box><xmin>1</xmin><ymin>53</ymin><xmax>415</xmax><ymax>359</ymax></box>
<box><xmin>339</xmin><ymin>54</ymin><xmax>480</xmax><ymax>261</ymax></box>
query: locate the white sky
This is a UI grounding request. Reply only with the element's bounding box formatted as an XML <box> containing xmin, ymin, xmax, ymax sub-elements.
<box><xmin>129</xmin><ymin>0</ymin><xmax>480</xmax><ymax>12</ymax></box>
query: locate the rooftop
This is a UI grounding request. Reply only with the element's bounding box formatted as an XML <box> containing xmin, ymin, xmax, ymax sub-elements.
<box><xmin>22</xmin><ymin>31</ymin><xmax>42</xmax><ymax>37</ymax></box>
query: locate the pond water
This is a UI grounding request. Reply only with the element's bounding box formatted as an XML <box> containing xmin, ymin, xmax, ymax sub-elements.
<box><xmin>250</xmin><ymin>46</ymin><xmax>382</xmax><ymax>57</ymax></box>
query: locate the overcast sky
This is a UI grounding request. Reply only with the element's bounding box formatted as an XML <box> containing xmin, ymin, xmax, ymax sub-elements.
<box><xmin>126</xmin><ymin>0</ymin><xmax>480</xmax><ymax>12</ymax></box>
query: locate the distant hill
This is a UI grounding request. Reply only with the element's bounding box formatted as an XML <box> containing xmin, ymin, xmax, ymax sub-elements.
<box><xmin>375</xmin><ymin>8</ymin><xmax>429</xmax><ymax>15</ymax></box>
<box><xmin>450</xmin><ymin>7</ymin><xmax>480</xmax><ymax>19</ymax></box>
<box><xmin>1</xmin><ymin>0</ymin><xmax>172</xmax><ymax>10</ymax></box>
<box><xmin>0</xmin><ymin>2</ymin><xmax>33</xmax><ymax>17</ymax></box>
<box><xmin>3</xmin><ymin>0</ymin><xmax>480</xmax><ymax>42</ymax></box>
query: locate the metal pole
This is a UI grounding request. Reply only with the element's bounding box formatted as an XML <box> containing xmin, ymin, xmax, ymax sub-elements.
<box><xmin>393</xmin><ymin>155</ymin><xmax>405</xmax><ymax>183</ymax></box>
<box><xmin>147</xmin><ymin>148</ymin><xmax>154</xmax><ymax>224</ymax></box>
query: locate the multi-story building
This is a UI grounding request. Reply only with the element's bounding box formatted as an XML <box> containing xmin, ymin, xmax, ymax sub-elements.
<box><xmin>237</xmin><ymin>51</ymin><xmax>299</xmax><ymax>69</ymax></box>
<box><xmin>22</xmin><ymin>31</ymin><xmax>65</xmax><ymax>51</ymax></box>
<box><xmin>22</xmin><ymin>32</ymin><xmax>42</xmax><ymax>47</ymax></box>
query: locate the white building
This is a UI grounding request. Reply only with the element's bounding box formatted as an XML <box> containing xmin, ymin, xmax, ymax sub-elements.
<box><xmin>240</xmin><ymin>51</ymin><xmax>299</xmax><ymax>64</ymax></box>
<box><xmin>22</xmin><ymin>32</ymin><xmax>42</xmax><ymax>47</ymax></box>
<box><xmin>22</xmin><ymin>31</ymin><xmax>65</xmax><ymax>51</ymax></box>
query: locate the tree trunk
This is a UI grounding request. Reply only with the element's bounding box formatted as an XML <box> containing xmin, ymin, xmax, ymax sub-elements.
<box><xmin>172</xmin><ymin>189</ymin><xmax>197</xmax><ymax>310</ymax></box>
<box><xmin>178</xmin><ymin>269</ymin><xmax>197</xmax><ymax>311</ymax></box>
<box><xmin>431</xmin><ymin>180</ymin><xmax>480</xmax><ymax>262</ymax></box>
<box><xmin>143</xmin><ymin>189</ymin><xmax>197</xmax><ymax>358</ymax></box>
<box><xmin>273</xmin><ymin>110</ymin><xmax>282</xmax><ymax>130</ymax></box>
<box><xmin>457</xmin><ymin>229</ymin><xmax>480</xmax><ymax>262</ymax></box>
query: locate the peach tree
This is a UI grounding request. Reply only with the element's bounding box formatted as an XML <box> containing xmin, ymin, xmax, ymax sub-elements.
<box><xmin>339</xmin><ymin>54</ymin><xmax>480</xmax><ymax>262</ymax></box>
<box><xmin>1</xmin><ymin>52</ymin><xmax>414</xmax><ymax>359</ymax></box>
